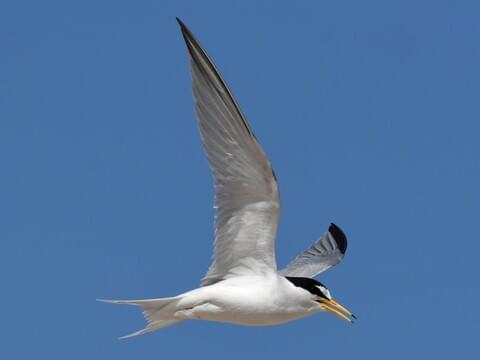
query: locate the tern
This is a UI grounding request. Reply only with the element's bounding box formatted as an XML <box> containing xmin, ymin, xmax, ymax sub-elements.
<box><xmin>100</xmin><ymin>18</ymin><xmax>355</xmax><ymax>339</ymax></box>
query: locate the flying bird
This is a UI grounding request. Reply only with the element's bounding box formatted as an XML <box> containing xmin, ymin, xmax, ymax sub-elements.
<box><xmin>99</xmin><ymin>18</ymin><xmax>355</xmax><ymax>339</ymax></box>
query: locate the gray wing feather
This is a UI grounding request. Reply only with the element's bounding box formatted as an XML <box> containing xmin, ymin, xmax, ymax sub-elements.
<box><xmin>177</xmin><ymin>19</ymin><xmax>280</xmax><ymax>286</ymax></box>
<box><xmin>279</xmin><ymin>223</ymin><xmax>348</xmax><ymax>278</ymax></box>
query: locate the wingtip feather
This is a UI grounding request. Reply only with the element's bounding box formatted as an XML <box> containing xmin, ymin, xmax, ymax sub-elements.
<box><xmin>176</xmin><ymin>17</ymin><xmax>185</xmax><ymax>28</ymax></box>
<box><xmin>328</xmin><ymin>223</ymin><xmax>348</xmax><ymax>254</ymax></box>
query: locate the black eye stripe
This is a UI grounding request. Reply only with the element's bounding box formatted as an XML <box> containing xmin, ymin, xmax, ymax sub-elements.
<box><xmin>285</xmin><ymin>277</ymin><xmax>328</xmax><ymax>298</ymax></box>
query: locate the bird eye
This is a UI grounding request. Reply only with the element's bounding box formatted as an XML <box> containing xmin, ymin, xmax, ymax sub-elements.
<box><xmin>315</xmin><ymin>285</ymin><xmax>331</xmax><ymax>299</ymax></box>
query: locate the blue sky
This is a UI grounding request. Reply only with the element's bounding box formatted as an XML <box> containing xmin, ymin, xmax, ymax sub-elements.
<box><xmin>1</xmin><ymin>0</ymin><xmax>479</xmax><ymax>358</ymax></box>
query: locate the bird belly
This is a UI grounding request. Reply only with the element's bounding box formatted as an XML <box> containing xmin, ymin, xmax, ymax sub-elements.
<box><xmin>175</xmin><ymin>300</ymin><xmax>312</xmax><ymax>325</ymax></box>
<box><xmin>173</xmin><ymin>276</ymin><xmax>319</xmax><ymax>325</ymax></box>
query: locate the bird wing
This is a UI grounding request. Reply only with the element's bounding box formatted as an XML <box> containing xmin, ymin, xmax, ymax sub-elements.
<box><xmin>279</xmin><ymin>223</ymin><xmax>348</xmax><ymax>278</ymax></box>
<box><xmin>177</xmin><ymin>19</ymin><xmax>280</xmax><ymax>286</ymax></box>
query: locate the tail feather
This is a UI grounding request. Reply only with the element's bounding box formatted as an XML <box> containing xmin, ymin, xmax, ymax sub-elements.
<box><xmin>118</xmin><ymin>319</ymin><xmax>182</xmax><ymax>339</ymax></box>
<box><xmin>98</xmin><ymin>297</ymin><xmax>184</xmax><ymax>339</ymax></box>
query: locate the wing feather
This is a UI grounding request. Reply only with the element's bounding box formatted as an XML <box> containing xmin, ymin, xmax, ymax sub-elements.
<box><xmin>279</xmin><ymin>223</ymin><xmax>348</xmax><ymax>278</ymax></box>
<box><xmin>177</xmin><ymin>19</ymin><xmax>280</xmax><ymax>286</ymax></box>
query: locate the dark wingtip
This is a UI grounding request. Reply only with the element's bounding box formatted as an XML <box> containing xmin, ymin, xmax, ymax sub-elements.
<box><xmin>175</xmin><ymin>17</ymin><xmax>195</xmax><ymax>55</ymax></box>
<box><xmin>329</xmin><ymin>223</ymin><xmax>348</xmax><ymax>254</ymax></box>
<box><xmin>176</xmin><ymin>17</ymin><xmax>189</xmax><ymax>35</ymax></box>
<box><xmin>175</xmin><ymin>17</ymin><xmax>195</xmax><ymax>49</ymax></box>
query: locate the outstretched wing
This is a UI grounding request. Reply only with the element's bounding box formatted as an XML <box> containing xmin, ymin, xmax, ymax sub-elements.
<box><xmin>279</xmin><ymin>223</ymin><xmax>348</xmax><ymax>278</ymax></box>
<box><xmin>177</xmin><ymin>19</ymin><xmax>280</xmax><ymax>286</ymax></box>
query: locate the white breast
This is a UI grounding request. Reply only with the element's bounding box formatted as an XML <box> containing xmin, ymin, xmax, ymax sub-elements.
<box><xmin>173</xmin><ymin>275</ymin><xmax>321</xmax><ymax>325</ymax></box>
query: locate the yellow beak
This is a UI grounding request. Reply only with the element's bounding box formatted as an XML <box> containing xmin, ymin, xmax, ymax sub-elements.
<box><xmin>320</xmin><ymin>299</ymin><xmax>356</xmax><ymax>323</ymax></box>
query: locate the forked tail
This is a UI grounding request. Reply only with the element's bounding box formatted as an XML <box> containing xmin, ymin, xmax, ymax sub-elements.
<box><xmin>98</xmin><ymin>296</ymin><xmax>184</xmax><ymax>339</ymax></box>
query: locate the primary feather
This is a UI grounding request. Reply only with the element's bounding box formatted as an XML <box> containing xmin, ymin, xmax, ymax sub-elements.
<box><xmin>177</xmin><ymin>19</ymin><xmax>281</xmax><ymax>286</ymax></box>
<box><xmin>280</xmin><ymin>223</ymin><xmax>348</xmax><ymax>278</ymax></box>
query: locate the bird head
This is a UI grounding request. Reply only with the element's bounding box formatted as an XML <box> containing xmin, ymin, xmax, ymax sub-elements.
<box><xmin>285</xmin><ymin>276</ymin><xmax>356</xmax><ymax>323</ymax></box>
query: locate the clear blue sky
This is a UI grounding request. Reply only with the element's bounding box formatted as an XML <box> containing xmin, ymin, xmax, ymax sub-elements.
<box><xmin>1</xmin><ymin>0</ymin><xmax>479</xmax><ymax>358</ymax></box>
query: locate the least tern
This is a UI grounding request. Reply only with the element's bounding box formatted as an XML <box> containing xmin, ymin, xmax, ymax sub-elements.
<box><xmin>100</xmin><ymin>18</ymin><xmax>355</xmax><ymax>339</ymax></box>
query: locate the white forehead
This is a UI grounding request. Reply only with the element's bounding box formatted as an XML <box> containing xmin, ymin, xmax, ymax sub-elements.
<box><xmin>316</xmin><ymin>285</ymin><xmax>332</xmax><ymax>299</ymax></box>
